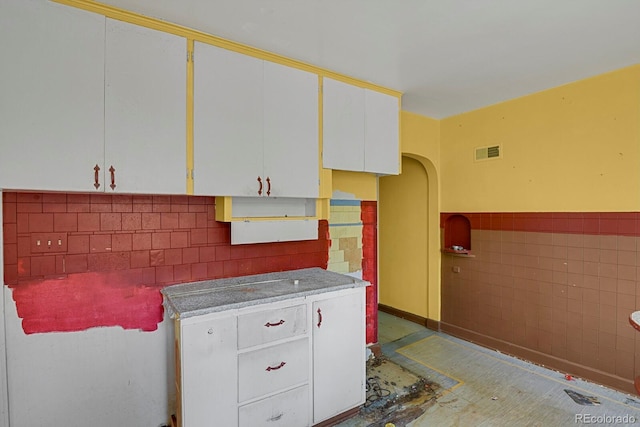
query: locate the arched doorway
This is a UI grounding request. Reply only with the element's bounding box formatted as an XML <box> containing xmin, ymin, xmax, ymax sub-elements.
<box><xmin>378</xmin><ymin>156</ymin><xmax>430</xmax><ymax>318</ymax></box>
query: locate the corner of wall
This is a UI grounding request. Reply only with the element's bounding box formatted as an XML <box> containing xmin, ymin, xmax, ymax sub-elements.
<box><xmin>0</xmin><ymin>189</ymin><xmax>9</xmax><ymax>426</ymax></box>
<box><xmin>395</xmin><ymin>111</ymin><xmax>442</xmax><ymax>321</ymax></box>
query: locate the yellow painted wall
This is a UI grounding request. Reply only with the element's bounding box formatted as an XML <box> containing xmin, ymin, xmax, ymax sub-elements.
<box><xmin>440</xmin><ymin>65</ymin><xmax>640</xmax><ymax>212</ymax></box>
<box><xmin>401</xmin><ymin>111</ymin><xmax>441</xmax><ymax>175</ymax></box>
<box><xmin>379</xmin><ymin>157</ymin><xmax>429</xmax><ymax>316</ymax></box>
<box><xmin>378</xmin><ymin>112</ymin><xmax>441</xmax><ymax>320</ymax></box>
<box><xmin>331</xmin><ymin>170</ymin><xmax>377</xmax><ymax>201</ymax></box>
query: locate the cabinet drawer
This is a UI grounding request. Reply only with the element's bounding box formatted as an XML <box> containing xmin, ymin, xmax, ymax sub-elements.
<box><xmin>237</xmin><ymin>304</ymin><xmax>307</xmax><ymax>349</ymax></box>
<box><xmin>238</xmin><ymin>338</ymin><xmax>309</xmax><ymax>402</ymax></box>
<box><xmin>239</xmin><ymin>385</ymin><xmax>309</xmax><ymax>427</ymax></box>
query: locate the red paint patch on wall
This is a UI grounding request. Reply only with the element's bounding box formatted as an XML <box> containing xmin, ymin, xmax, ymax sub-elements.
<box><xmin>3</xmin><ymin>192</ymin><xmax>329</xmax><ymax>334</ymax></box>
<box><xmin>9</xmin><ymin>271</ymin><xmax>163</xmax><ymax>334</ymax></box>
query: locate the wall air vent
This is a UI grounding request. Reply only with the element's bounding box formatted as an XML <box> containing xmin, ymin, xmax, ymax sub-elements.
<box><xmin>475</xmin><ymin>145</ymin><xmax>501</xmax><ymax>161</ymax></box>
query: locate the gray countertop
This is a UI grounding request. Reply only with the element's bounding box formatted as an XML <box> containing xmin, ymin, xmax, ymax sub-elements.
<box><xmin>162</xmin><ymin>267</ymin><xmax>368</xmax><ymax>318</ymax></box>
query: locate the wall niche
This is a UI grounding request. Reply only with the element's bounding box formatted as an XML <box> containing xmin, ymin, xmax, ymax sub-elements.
<box><xmin>443</xmin><ymin>214</ymin><xmax>471</xmax><ymax>254</ymax></box>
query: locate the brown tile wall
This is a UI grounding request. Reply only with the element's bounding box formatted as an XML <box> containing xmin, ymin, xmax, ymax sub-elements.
<box><xmin>440</xmin><ymin>212</ymin><xmax>640</xmax><ymax>394</ymax></box>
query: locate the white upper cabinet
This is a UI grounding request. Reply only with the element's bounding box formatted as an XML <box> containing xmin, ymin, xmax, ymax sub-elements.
<box><xmin>364</xmin><ymin>89</ymin><xmax>401</xmax><ymax>175</ymax></box>
<box><xmin>0</xmin><ymin>2</ymin><xmax>187</xmax><ymax>194</ymax></box>
<box><xmin>193</xmin><ymin>42</ymin><xmax>264</xmax><ymax>197</ymax></box>
<box><xmin>263</xmin><ymin>61</ymin><xmax>319</xmax><ymax>197</ymax></box>
<box><xmin>322</xmin><ymin>78</ymin><xmax>365</xmax><ymax>172</ymax></box>
<box><xmin>0</xmin><ymin>0</ymin><xmax>105</xmax><ymax>192</ymax></box>
<box><xmin>105</xmin><ymin>19</ymin><xmax>187</xmax><ymax>194</ymax></box>
<box><xmin>194</xmin><ymin>42</ymin><xmax>319</xmax><ymax>198</ymax></box>
<box><xmin>322</xmin><ymin>77</ymin><xmax>400</xmax><ymax>175</ymax></box>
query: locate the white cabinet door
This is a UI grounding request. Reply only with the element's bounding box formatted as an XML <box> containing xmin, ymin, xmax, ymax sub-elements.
<box><xmin>105</xmin><ymin>19</ymin><xmax>187</xmax><ymax>194</ymax></box>
<box><xmin>181</xmin><ymin>315</ymin><xmax>237</xmax><ymax>427</ymax></box>
<box><xmin>322</xmin><ymin>78</ymin><xmax>365</xmax><ymax>172</ymax></box>
<box><xmin>194</xmin><ymin>42</ymin><xmax>264</xmax><ymax>197</ymax></box>
<box><xmin>263</xmin><ymin>61</ymin><xmax>319</xmax><ymax>198</ymax></box>
<box><xmin>0</xmin><ymin>0</ymin><xmax>105</xmax><ymax>192</ymax></box>
<box><xmin>365</xmin><ymin>89</ymin><xmax>400</xmax><ymax>175</ymax></box>
<box><xmin>322</xmin><ymin>77</ymin><xmax>400</xmax><ymax>175</ymax></box>
<box><xmin>312</xmin><ymin>288</ymin><xmax>366</xmax><ymax>424</ymax></box>
<box><xmin>194</xmin><ymin>46</ymin><xmax>319</xmax><ymax>199</ymax></box>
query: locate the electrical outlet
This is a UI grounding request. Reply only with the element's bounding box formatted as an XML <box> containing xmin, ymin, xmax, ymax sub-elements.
<box><xmin>452</xmin><ymin>266</ymin><xmax>461</xmax><ymax>273</ymax></box>
<box><xmin>31</xmin><ymin>233</ymin><xmax>68</xmax><ymax>253</ymax></box>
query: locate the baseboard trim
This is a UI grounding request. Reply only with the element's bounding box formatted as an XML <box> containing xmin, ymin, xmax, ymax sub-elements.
<box><xmin>440</xmin><ymin>321</ymin><xmax>636</xmax><ymax>396</ymax></box>
<box><xmin>426</xmin><ymin>318</ymin><xmax>441</xmax><ymax>332</ymax></box>
<box><xmin>313</xmin><ymin>407</ymin><xmax>360</xmax><ymax>427</ymax></box>
<box><xmin>378</xmin><ymin>304</ymin><xmax>440</xmax><ymax>332</ymax></box>
<box><xmin>368</xmin><ymin>342</ymin><xmax>382</xmax><ymax>358</ymax></box>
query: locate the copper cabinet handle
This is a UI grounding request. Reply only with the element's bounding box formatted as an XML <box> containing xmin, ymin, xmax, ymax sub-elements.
<box><xmin>109</xmin><ymin>165</ymin><xmax>116</xmax><ymax>190</ymax></box>
<box><xmin>257</xmin><ymin>176</ymin><xmax>263</xmax><ymax>195</ymax></box>
<box><xmin>93</xmin><ymin>164</ymin><xmax>101</xmax><ymax>189</ymax></box>
<box><xmin>266</xmin><ymin>361</ymin><xmax>286</xmax><ymax>371</ymax></box>
<box><xmin>317</xmin><ymin>308</ymin><xmax>323</xmax><ymax>328</ymax></box>
<box><xmin>266</xmin><ymin>176</ymin><xmax>271</xmax><ymax>196</ymax></box>
<box><xmin>264</xmin><ymin>319</ymin><xmax>285</xmax><ymax>327</ymax></box>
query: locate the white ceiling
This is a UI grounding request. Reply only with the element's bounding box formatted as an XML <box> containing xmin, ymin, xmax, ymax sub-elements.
<box><xmin>102</xmin><ymin>0</ymin><xmax>640</xmax><ymax>118</ymax></box>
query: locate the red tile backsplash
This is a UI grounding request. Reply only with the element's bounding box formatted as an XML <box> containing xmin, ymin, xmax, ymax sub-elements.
<box><xmin>78</xmin><ymin>213</ymin><xmax>100</xmax><ymax>232</ymax></box>
<box><xmin>3</xmin><ymin>192</ymin><xmax>329</xmax><ymax>335</ymax></box>
<box><xmin>54</xmin><ymin>213</ymin><xmax>78</xmax><ymax>231</ymax></box>
<box><xmin>362</xmin><ymin>201</ymin><xmax>378</xmax><ymax>345</ymax></box>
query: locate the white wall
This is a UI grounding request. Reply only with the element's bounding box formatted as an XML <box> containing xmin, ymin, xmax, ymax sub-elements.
<box><xmin>3</xmin><ymin>292</ymin><xmax>175</xmax><ymax>427</ymax></box>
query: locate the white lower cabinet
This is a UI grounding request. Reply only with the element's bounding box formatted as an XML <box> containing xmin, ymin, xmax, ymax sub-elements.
<box><xmin>312</xmin><ymin>290</ymin><xmax>366</xmax><ymax>424</ymax></box>
<box><xmin>180</xmin><ymin>314</ymin><xmax>237</xmax><ymax>427</ymax></box>
<box><xmin>176</xmin><ymin>287</ymin><xmax>365</xmax><ymax>426</ymax></box>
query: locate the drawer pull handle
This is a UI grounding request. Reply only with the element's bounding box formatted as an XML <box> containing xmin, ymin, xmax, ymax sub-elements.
<box><xmin>266</xmin><ymin>361</ymin><xmax>286</xmax><ymax>372</ymax></box>
<box><xmin>268</xmin><ymin>413</ymin><xmax>283</xmax><ymax>422</ymax></box>
<box><xmin>264</xmin><ymin>319</ymin><xmax>285</xmax><ymax>327</ymax></box>
<box><xmin>257</xmin><ymin>176</ymin><xmax>263</xmax><ymax>195</ymax></box>
<box><xmin>266</xmin><ymin>176</ymin><xmax>271</xmax><ymax>196</ymax></box>
<box><xmin>317</xmin><ymin>308</ymin><xmax>323</xmax><ymax>328</ymax></box>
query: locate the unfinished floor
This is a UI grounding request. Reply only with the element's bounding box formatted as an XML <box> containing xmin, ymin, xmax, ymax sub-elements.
<box><xmin>338</xmin><ymin>311</ymin><xmax>640</xmax><ymax>426</ymax></box>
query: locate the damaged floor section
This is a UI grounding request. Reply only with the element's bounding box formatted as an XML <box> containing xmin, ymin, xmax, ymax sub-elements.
<box><xmin>337</xmin><ymin>355</ymin><xmax>438</xmax><ymax>427</ymax></box>
<box><xmin>337</xmin><ymin>311</ymin><xmax>640</xmax><ymax>426</ymax></box>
